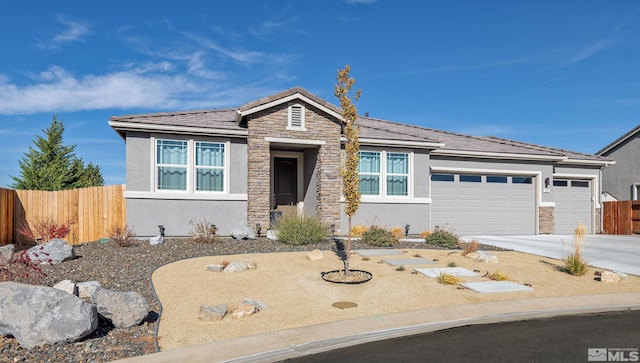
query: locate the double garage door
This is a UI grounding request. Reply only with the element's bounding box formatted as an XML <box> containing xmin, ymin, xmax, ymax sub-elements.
<box><xmin>553</xmin><ymin>178</ymin><xmax>593</xmax><ymax>234</ymax></box>
<box><xmin>431</xmin><ymin>173</ymin><xmax>535</xmax><ymax>235</ymax></box>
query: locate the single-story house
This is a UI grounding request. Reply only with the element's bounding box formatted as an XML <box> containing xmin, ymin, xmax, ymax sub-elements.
<box><xmin>596</xmin><ymin>124</ymin><xmax>640</xmax><ymax>201</ymax></box>
<box><xmin>109</xmin><ymin>87</ymin><xmax>614</xmax><ymax>237</ymax></box>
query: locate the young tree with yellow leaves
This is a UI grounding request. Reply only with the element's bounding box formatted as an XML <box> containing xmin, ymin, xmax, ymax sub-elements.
<box><xmin>335</xmin><ymin>65</ymin><xmax>361</xmax><ymax>276</ymax></box>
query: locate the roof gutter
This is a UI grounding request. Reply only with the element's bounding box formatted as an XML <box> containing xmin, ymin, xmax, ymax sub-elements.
<box><xmin>108</xmin><ymin>121</ymin><xmax>248</xmax><ymax>139</ymax></box>
<box><xmin>431</xmin><ymin>149</ymin><xmax>566</xmax><ymax>161</ymax></box>
<box><xmin>343</xmin><ymin>137</ymin><xmax>445</xmax><ymax>149</ymax></box>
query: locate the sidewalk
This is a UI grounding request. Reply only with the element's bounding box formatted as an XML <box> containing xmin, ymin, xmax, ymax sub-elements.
<box><xmin>115</xmin><ymin>292</ymin><xmax>640</xmax><ymax>363</ymax></box>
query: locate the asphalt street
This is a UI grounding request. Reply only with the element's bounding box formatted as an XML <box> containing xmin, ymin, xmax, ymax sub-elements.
<box><xmin>283</xmin><ymin>310</ymin><xmax>640</xmax><ymax>363</ymax></box>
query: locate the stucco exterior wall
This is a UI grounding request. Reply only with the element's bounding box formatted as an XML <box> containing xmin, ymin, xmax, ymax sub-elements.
<box><xmin>125</xmin><ymin>133</ymin><xmax>151</xmax><ymax>192</ymax></box>
<box><xmin>340</xmin><ymin>202</ymin><xmax>430</xmax><ymax>235</ymax></box>
<box><xmin>126</xmin><ymin>199</ymin><xmax>247</xmax><ymax>237</ymax></box>
<box><xmin>601</xmin><ymin>134</ymin><xmax>640</xmax><ymax>200</ymax></box>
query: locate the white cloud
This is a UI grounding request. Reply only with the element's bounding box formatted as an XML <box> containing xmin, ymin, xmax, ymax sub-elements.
<box><xmin>37</xmin><ymin>15</ymin><xmax>91</xmax><ymax>50</ymax></box>
<box><xmin>561</xmin><ymin>38</ymin><xmax>617</xmax><ymax>67</ymax></box>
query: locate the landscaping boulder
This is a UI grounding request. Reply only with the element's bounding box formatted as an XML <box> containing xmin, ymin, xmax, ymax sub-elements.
<box><xmin>206</xmin><ymin>263</ymin><xmax>225</xmax><ymax>272</ymax></box>
<box><xmin>77</xmin><ymin>281</ymin><xmax>101</xmax><ymax>300</ymax></box>
<box><xmin>474</xmin><ymin>251</ymin><xmax>499</xmax><ymax>263</ymax></box>
<box><xmin>306</xmin><ymin>249</ymin><xmax>324</xmax><ymax>261</ymax></box>
<box><xmin>150</xmin><ymin>234</ymin><xmax>164</xmax><ymax>246</ymax></box>
<box><xmin>266</xmin><ymin>229</ymin><xmax>278</xmax><ymax>241</ymax></box>
<box><xmin>243</xmin><ymin>298</ymin><xmax>268</xmax><ymax>310</ymax></box>
<box><xmin>89</xmin><ymin>287</ymin><xmax>148</xmax><ymax>328</ymax></box>
<box><xmin>198</xmin><ymin>304</ymin><xmax>227</xmax><ymax>322</ymax></box>
<box><xmin>0</xmin><ymin>244</ymin><xmax>14</xmax><ymax>262</ymax></box>
<box><xmin>53</xmin><ymin>280</ymin><xmax>77</xmax><ymax>296</ymax></box>
<box><xmin>223</xmin><ymin>260</ymin><xmax>257</xmax><ymax>273</ymax></box>
<box><xmin>600</xmin><ymin>271</ymin><xmax>621</xmax><ymax>283</ymax></box>
<box><xmin>0</xmin><ymin>282</ymin><xmax>97</xmax><ymax>348</ymax></box>
<box><xmin>232</xmin><ymin>303</ymin><xmax>257</xmax><ymax>319</ymax></box>
<box><xmin>231</xmin><ymin>221</ymin><xmax>256</xmax><ymax>240</ymax></box>
<box><xmin>27</xmin><ymin>239</ymin><xmax>75</xmax><ymax>265</ymax></box>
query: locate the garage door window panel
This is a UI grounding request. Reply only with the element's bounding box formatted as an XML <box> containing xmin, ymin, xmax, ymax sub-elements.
<box><xmin>512</xmin><ymin>176</ymin><xmax>533</xmax><ymax>184</ymax></box>
<box><xmin>487</xmin><ymin>175</ymin><xmax>507</xmax><ymax>183</ymax></box>
<box><xmin>460</xmin><ymin>174</ymin><xmax>481</xmax><ymax>183</ymax></box>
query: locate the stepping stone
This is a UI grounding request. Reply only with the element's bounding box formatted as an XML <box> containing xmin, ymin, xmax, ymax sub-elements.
<box><xmin>460</xmin><ymin>281</ymin><xmax>534</xmax><ymax>293</ymax></box>
<box><xmin>383</xmin><ymin>258</ymin><xmax>435</xmax><ymax>266</ymax></box>
<box><xmin>413</xmin><ymin>267</ymin><xmax>479</xmax><ymax>278</ymax></box>
<box><xmin>355</xmin><ymin>249</ymin><xmax>403</xmax><ymax>257</ymax></box>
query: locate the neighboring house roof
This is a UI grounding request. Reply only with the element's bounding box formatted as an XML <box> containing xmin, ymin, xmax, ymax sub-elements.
<box><xmin>596</xmin><ymin>124</ymin><xmax>640</xmax><ymax>156</ymax></box>
<box><xmin>109</xmin><ymin>87</ymin><xmax>611</xmax><ymax>165</ymax></box>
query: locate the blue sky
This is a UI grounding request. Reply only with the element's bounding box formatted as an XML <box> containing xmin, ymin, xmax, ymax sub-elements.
<box><xmin>2</xmin><ymin>1</ymin><xmax>640</xmax><ymax>188</ymax></box>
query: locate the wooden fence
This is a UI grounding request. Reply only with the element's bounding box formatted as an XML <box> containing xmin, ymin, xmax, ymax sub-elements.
<box><xmin>602</xmin><ymin>200</ymin><xmax>640</xmax><ymax>235</ymax></box>
<box><xmin>0</xmin><ymin>185</ymin><xmax>126</xmax><ymax>246</ymax></box>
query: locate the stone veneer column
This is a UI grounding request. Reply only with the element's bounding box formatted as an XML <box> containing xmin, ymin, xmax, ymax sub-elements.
<box><xmin>539</xmin><ymin>206</ymin><xmax>554</xmax><ymax>234</ymax></box>
<box><xmin>246</xmin><ymin>112</ymin><xmax>273</xmax><ymax>230</ymax></box>
<box><xmin>595</xmin><ymin>208</ymin><xmax>602</xmax><ymax>234</ymax></box>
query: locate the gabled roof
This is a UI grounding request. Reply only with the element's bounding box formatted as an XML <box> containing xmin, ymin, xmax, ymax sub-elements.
<box><xmin>108</xmin><ymin>87</ymin><xmax>610</xmax><ymax>165</ymax></box>
<box><xmin>596</xmin><ymin>124</ymin><xmax>640</xmax><ymax>156</ymax></box>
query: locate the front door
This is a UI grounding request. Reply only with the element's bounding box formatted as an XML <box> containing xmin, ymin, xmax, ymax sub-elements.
<box><xmin>274</xmin><ymin>157</ymin><xmax>298</xmax><ymax>216</ymax></box>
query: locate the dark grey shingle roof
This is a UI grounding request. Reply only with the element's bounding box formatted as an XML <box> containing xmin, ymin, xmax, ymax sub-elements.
<box><xmin>110</xmin><ymin>109</ymin><xmax>242</xmax><ymax>131</ymax></box>
<box><xmin>596</xmin><ymin>124</ymin><xmax>640</xmax><ymax>156</ymax></box>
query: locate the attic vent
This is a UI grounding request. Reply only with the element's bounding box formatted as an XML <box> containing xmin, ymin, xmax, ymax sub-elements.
<box><xmin>287</xmin><ymin>104</ymin><xmax>306</xmax><ymax>130</ymax></box>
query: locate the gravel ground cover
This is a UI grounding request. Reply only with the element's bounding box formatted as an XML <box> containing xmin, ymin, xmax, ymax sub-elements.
<box><xmin>1</xmin><ymin>237</ymin><xmax>450</xmax><ymax>363</ymax></box>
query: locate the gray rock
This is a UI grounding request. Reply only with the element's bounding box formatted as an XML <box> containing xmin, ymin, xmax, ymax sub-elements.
<box><xmin>198</xmin><ymin>304</ymin><xmax>227</xmax><ymax>321</ymax></box>
<box><xmin>77</xmin><ymin>281</ymin><xmax>101</xmax><ymax>300</ymax></box>
<box><xmin>149</xmin><ymin>234</ymin><xmax>164</xmax><ymax>245</ymax></box>
<box><xmin>223</xmin><ymin>261</ymin><xmax>249</xmax><ymax>273</ymax></box>
<box><xmin>27</xmin><ymin>239</ymin><xmax>75</xmax><ymax>265</ymax></box>
<box><xmin>0</xmin><ymin>282</ymin><xmax>97</xmax><ymax>348</ymax></box>
<box><xmin>600</xmin><ymin>270</ymin><xmax>621</xmax><ymax>283</ymax></box>
<box><xmin>53</xmin><ymin>280</ymin><xmax>77</xmax><ymax>296</ymax></box>
<box><xmin>206</xmin><ymin>263</ymin><xmax>225</xmax><ymax>272</ymax></box>
<box><xmin>89</xmin><ymin>287</ymin><xmax>148</xmax><ymax>328</ymax></box>
<box><xmin>474</xmin><ymin>251</ymin><xmax>499</xmax><ymax>263</ymax></box>
<box><xmin>0</xmin><ymin>244</ymin><xmax>14</xmax><ymax>262</ymax></box>
<box><xmin>613</xmin><ymin>270</ymin><xmax>628</xmax><ymax>279</ymax></box>
<box><xmin>266</xmin><ymin>229</ymin><xmax>278</xmax><ymax>241</ymax></box>
<box><xmin>231</xmin><ymin>303</ymin><xmax>257</xmax><ymax>319</ymax></box>
<box><xmin>230</xmin><ymin>221</ymin><xmax>256</xmax><ymax>240</ymax></box>
<box><xmin>243</xmin><ymin>298</ymin><xmax>268</xmax><ymax>310</ymax></box>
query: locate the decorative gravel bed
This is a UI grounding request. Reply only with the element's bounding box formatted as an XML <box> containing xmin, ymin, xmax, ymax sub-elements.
<box><xmin>1</xmin><ymin>237</ymin><xmax>502</xmax><ymax>363</ymax></box>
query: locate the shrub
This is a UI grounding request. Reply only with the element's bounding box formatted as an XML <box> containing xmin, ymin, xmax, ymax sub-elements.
<box><xmin>275</xmin><ymin>214</ymin><xmax>329</xmax><ymax>245</ymax></box>
<box><xmin>361</xmin><ymin>226</ymin><xmax>397</xmax><ymax>247</ymax></box>
<box><xmin>17</xmin><ymin>218</ymin><xmax>75</xmax><ymax>244</ymax></box>
<box><xmin>390</xmin><ymin>227</ymin><xmax>404</xmax><ymax>239</ymax></box>
<box><xmin>108</xmin><ymin>224</ymin><xmax>137</xmax><ymax>247</ymax></box>
<box><xmin>447</xmin><ymin>261</ymin><xmax>457</xmax><ymax>267</ymax></box>
<box><xmin>351</xmin><ymin>225</ymin><xmax>369</xmax><ymax>238</ymax></box>
<box><xmin>420</xmin><ymin>230</ymin><xmax>432</xmax><ymax>239</ymax></box>
<box><xmin>488</xmin><ymin>271</ymin><xmax>509</xmax><ymax>281</ymax></box>
<box><xmin>436</xmin><ymin>272</ymin><xmax>461</xmax><ymax>285</ymax></box>
<box><xmin>461</xmin><ymin>240</ymin><xmax>480</xmax><ymax>256</ymax></box>
<box><xmin>188</xmin><ymin>219</ymin><xmax>217</xmax><ymax>243</ymax></box>
<box><xmin>425</xmin><ymin>229</ymin><xmax>459</xmax><ymax>248</ymax></box>
<box><xmin>395</xmin><ymin>266</ymin><xmax>405</xmax><ymax>271</ymax></box>
<box><xmin>560</xmin><ymin>223</ymin><xmax>590</xmax><ymax>276</ymax></box>
<box><xmin>0</xmin><ymin>250</ymin><xmax>47</xmax><ymax>285</ymax></box>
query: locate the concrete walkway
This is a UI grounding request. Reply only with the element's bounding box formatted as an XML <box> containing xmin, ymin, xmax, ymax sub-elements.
<box><xmin>115</xmin><ymin>292</ymin><xmax>640</xmax><ymax>363</ymax></box>
<box><xmin>461</xmin><ymin>235</ymin><xmax>640</xmax><ymax>276</ymax></box>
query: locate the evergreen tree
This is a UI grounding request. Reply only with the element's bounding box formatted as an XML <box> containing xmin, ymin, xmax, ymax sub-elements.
<box><xmin>10</xmin><ymin>116</ymin><xmax>104</xmax><ymax>190</ymax></box>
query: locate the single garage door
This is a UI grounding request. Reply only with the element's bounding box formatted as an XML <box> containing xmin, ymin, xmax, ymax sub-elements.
<box><xmin>553</xmin><ymin>179</ymin><xmax>592</xmax><ymax>234</ymax></box>
<box><xmin>431</xmin><ymin>173</ymin><xmax>536</xmax><ymax>235</ymax></box>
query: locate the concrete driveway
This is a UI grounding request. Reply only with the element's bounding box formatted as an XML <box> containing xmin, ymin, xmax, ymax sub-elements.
<box><xmin>460</xmin><ymin>235</ymin><xmax>640</xmax><ymax>276</ymax></box>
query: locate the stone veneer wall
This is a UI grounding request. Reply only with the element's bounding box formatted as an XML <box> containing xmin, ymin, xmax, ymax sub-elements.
<box><xmin>539</xmin><ymin>206</ymin><xmax>554</xmax><ymax>234</ymax></box>
<box><xmin>246</xmin><ymin>102</ymin><xmax>341</xmax><ymax>229</ymax></box>
<box><xmin>595</xmin><ymin>207</ymin><xmax>602</xmax><ymax>234</ymax></box>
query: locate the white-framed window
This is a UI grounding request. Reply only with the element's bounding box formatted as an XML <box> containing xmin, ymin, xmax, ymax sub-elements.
<box><xmin>195</xmin><ymin>142</ymin><xmax>225</xmax><ymax>192</ymax></box>
<box><xmin>155</xmin><ymin>138</ymin><xmax>227</xmax><ymax>193</ymax></box>
<box><xmin>157</xmin><ymin>139</ymin><xmax>188</xmax><ymax>191</ymax></box>
<box><xmin>287</xmin><ymin>103</ymin><xmax>306</xmax><ymax>130</ymax></box>
<box><xmin>358</xmin><ymin>151</ymin><xmax>410</xmax><ymax>197</ymax></box>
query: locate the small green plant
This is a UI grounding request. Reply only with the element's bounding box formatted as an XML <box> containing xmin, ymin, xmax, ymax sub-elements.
<box><xmin>395</xmin><ymin>266</ymin><xmax>405</xmax><ymax>271</ymax></box>
<box><xmin>461</xmin><ymin>240</ymin><xmax>480</xmax><ymax>256</ymax></box>
<box><xmin>362</xmin><ymin>257</ymin><xmax>370</xmax><ymax>261</ymax></box>
<box><xmin>413</xmin><ymin>253</ymin><xmax>422</xmax><ymax>258</ymax></box>
<box><xmin>108</xmin><ymin>224</ymin><xmax>137</xmax><ymax>247</ymax></box>
<box><xmin>425</xmin><ymin>229</ymin><xmax>459</xmax><ymax>248</ymax></box>
<box><xmin>361</xmin><ymin>226</ymin><xmax>397</xmax><ymax>247</ymax></box>
<box><xmin>560</xmin><ymin>224</ymin><xmax>590</xmax><ymax>276</ymax></box>
<box><xmin>488</xmin><ymin>271</ymin><xmax>509</xmax><ymax>281</ymax></box>
<box><xmin>275</xmin><ymin>214</ymin><xmax>329</xmax><ymax>245</ymax></box>
<box><xmin>188</xmin><ymin>219</ymin><xmax>217</xmax><ymax>243</ymax></box>
<box><xmin>436</xmin><ymin>272</ymin><xmax>461</xmax><ymax>285</ymax></box>
<box><xmin>447</xmin><ymin>261</ymin><xmax>457</xmax><ymax>267</ymax></box>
